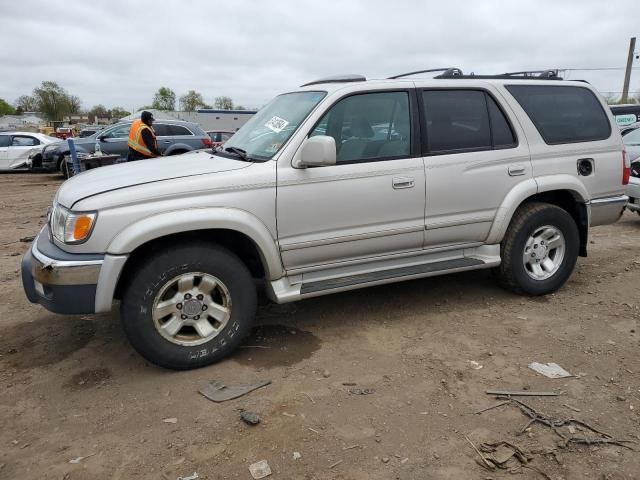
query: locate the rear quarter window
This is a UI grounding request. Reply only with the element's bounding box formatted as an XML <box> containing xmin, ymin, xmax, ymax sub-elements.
<box><xmin>506</xmin><ymin>85</ymin><xmax>611</xmax><ymax>145</ymax></box>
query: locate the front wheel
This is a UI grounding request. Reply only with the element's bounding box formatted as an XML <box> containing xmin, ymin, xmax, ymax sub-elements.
<box><xmin>120</xmin><ymin>243</ymin><xmax>257</xmax><ymax>369</ymax></box>
<box><xmin>497</xmin><ymin>202</ymin><xmax>579</xmax><ymax>296</ymax></box>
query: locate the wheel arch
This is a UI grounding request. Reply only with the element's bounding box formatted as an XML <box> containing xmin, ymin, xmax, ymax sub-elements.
<box><xmin>164</xmin><ymin>144</ymin><xmax>192</xmax><ymax>155</ymax></box>
<box><xmin>487</xmin><ymin>176</ymin><xmax>589</xmax><ymax>257</ymax></box>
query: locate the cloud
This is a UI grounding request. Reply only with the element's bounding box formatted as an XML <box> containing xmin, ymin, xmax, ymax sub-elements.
<box><xmin>1</xmin><ymin>0</ymin><xmax>638</xmax><ymax>110</ymax></box>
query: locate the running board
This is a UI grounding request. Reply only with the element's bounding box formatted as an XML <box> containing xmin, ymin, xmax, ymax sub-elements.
<box><xmin>265</xmin><ymin>245</ymin><xmax>501</xmax><ymax>304</ymax></box>
<box><xmin>300</xmin><ymin>257</ymin><xmax>484</xmax><ymax>294</ymax></box>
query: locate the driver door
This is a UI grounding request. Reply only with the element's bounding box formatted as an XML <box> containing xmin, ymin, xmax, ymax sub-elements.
<box><xmin>277</xmin><ymin>90</ymin><xmax>425</xmax><ymax>271</ymax></box>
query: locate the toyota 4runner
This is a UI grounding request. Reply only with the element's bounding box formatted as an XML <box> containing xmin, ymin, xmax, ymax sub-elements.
<box><xmin>21</xmin><ymin>69</ymin><xmax>629</xmax><ymax>369</ymax></box>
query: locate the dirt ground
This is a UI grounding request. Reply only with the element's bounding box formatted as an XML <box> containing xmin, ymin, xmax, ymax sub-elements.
<box><xmin>0</xmin><ymin>172</ymin><xmax>639</xmax><ymax>480</ymax></box>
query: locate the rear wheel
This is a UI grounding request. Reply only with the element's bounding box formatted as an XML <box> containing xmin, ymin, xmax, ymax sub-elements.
<box><xmin>120</xmin><ymin>243</ymin><xmax>257</xmax><ymax>369</ymax></box>
<box><xmin>497</xmin><ymin>202</ymin><xmax>579</xmax><ymax>296</ymax></box>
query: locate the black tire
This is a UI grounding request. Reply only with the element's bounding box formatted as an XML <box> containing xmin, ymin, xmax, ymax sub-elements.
<box><xmin>120</xmin><ymin>243</ymin><xmax>257</xmax><ymax>370</ymax></box>
<box><xmin>167</xmin><ymin>150</ymin><xmax>188</xmax><ymax>156</ymax></box>
<box><xmin>497</xmin><ymin>202</ymin><xmax>579</xmax><ymax>296</ymax></box>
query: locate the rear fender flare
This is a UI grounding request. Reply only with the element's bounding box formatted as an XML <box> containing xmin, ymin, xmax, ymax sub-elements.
<box><xmin>486</xmin><ymin>175</ymin><xmax>589</xmax><ymax>244</ymax></box>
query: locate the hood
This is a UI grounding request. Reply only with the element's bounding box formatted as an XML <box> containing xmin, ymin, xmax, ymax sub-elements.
<box><xmin>56</xmin><ymin>151</ymin><xmax>251</xmax><ymax>208</ymax></box>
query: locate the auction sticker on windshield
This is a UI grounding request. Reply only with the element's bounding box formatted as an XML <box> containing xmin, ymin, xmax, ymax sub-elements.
<box><xmin>264</xmin><ymin>116</ymin><xmax>289</xmax><ymax>133</ymax></box>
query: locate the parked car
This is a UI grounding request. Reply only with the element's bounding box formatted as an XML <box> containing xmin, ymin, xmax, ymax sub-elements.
<box><xmin>79</xmin><ymin>126</ymin><xmax>105</xmax><ymax>137</ymax></box>
<box><xmin>22</xmin><ymin>71</ymin><xmax>627</xmax><ymax>369</ymax></box>
<box><xmin>54</xmin><ymin>127</ymin><xmax>75</xmax><ymax>140</ymax></box>
<box><xmin>35</xmin><ymin>120</ymin><xmax>213</xmax><ymax>173</ymax></box>
<box><xmin>206</xmin><ymin>130</ymin><xmax>235</xmax><ymax>149</ymax></box>
<box><xmin>0</xmin><ymin>131</ymin><xmax>60</xmax><ymax>171</ymax></box>
<box><xmin>611</xmin><ymin>104</ymin><xmax>640</xmax><ymax>129</ymax></box>
<box><xmin>624</xmin><ymin>125</ymin><xmax>640</xmax><ymax>214</ymax></box>
<box><xmin>622</xmin><ymin>124</ymin><xmax>640</xmax><ymax>161</ymax></box>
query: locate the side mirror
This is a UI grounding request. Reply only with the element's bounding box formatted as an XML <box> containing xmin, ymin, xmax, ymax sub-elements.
<box><xmin>294</xmin><ymin>135</ymin><xmax>336</xmax><ymax>168</ymax></box>
<box><xmin>97</xmin><ymin>135</ymin><xmax>106</xmax><ymax>142</ymax></box>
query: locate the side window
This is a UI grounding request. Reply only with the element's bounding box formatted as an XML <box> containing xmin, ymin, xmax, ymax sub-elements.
<box><xmin>506</xmin><ymin>85</ymin><xmax>611</xmax><ymax>144</ymax></box>
<box><xmin>153</xmin><ymin>124</ymin><xmax>168</xmax><ymax>136</ymax></box>
<box><xmin>0</xmin><ymin>135</ymin><xmax>12</xmax><ymax>147</ymax></box>
<box><xmin>311</xmin><ymin>91</ymin><xmax>411</xmax><ymax>163</ymax></box>
<box><xmin>220</xmin><ymin>132</ymin><xmax>233</xmax><ymax>142</ymax></box>
<box><xmin>11</xmin><ymin>136</ymin><xmax>39</xmax><ymax>146</ymax></box>
<box><xmin>103</xmin><ymin>124</ymin><xmax>131</xmax><ymax>138</ymax></box>
<box><xmin>422</xmin><ymin>90</ymin><xmax>491</xmax><ymax>153</ymax></box>
<box><xmin>166</xmin><ymin>125</ymin><xmax>193</xmax><ymax>136</ymax></box>
<box><xmin>487</xmin><ymin>96</ymin><xmax>516</xmax><ymax>147</ymax></box>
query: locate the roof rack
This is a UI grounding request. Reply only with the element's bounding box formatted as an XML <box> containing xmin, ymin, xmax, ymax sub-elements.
<box><xmin>300</xmin><ymin>74</ymin><xmax>366</xmax><ymax>87</ymax></box>
<box><xmin>388</xmin><ymin>67</ymin><xmax>463</xmax><ymax>79</ymax></box>
<box><xmin>435</xmin><ymin>69</ymin><xmax>563</xmax><ymax>80</ymax></box>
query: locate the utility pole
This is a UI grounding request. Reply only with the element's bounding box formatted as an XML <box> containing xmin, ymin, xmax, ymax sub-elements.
<box><xmin>621</xmin><ymin>36</ymin><xmax>636</xmax><ymax>104</ymax></box>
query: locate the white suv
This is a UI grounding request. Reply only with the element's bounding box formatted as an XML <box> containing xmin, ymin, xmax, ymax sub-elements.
<box><xmin>22</xmin><ymin>69</ymin><xmax>628</xmax><ymax>369</ymax></box>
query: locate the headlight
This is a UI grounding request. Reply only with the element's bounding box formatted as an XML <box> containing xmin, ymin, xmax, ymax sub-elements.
<box><xmin>50</xmin><ymin>203</ymin><xmax>97</xmax><ymax>244</ymax></box>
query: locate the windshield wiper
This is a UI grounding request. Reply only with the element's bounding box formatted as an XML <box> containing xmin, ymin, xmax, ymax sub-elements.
<box><xmin>224</xmin><ymin>146</ymin><xmax>250</xmax><ymax>161</ymax></box>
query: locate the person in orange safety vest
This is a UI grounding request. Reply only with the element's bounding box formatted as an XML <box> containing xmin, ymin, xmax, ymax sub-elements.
<box><xmin>127</xmin><ymin>111</ymin><xmax>161</xmax><ymax>161</ymax></box>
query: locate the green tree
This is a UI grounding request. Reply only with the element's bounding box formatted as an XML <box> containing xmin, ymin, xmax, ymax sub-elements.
<box><xmin>89</xmin><ymin>104</ymin><xmax>109</xmax><ymax>118</ymax></box>
<box><xmin>109</xmin><ymin>107</ymin><xmax>131</xmax><ymax>120</ymax></box>
<box><xmin>0</xmin><ymin>98</ymin><xmax>16</xmax><ymax>115</ymax></box>
<box><xmin>14</xmin><ymin>94</ymin><xmax>38</xmax><ymax>112</ymax></box>
<box><xmin>152</xmin><ymin>87</ymin><xmax>176</xmax><ymax>110</ymax></box>
<box><xmin>213</xmin><ymin>96</ymin><xmax>234</xmax><ymax>110</ymax></box>
<box><xmin>235</xmin><ymin>105</ymin><xmax>247</xmax><ymax>110</ymax></box>
<box><xmin>32</xmin><ymin>81</ymin><xmax>79</xmax><ymax>121</ymax></box>
<box><xmin>179</xmin><ymin>90</ymin><xmax>206</xmax><ymax>112</ymax></box>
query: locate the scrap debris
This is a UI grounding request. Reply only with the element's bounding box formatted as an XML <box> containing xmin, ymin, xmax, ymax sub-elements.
<box><xmin>485</xmin><ymin>390</ymin><xmax>558</xmax><ymax>397</ymax></box>
<box><xmin>494</xmin><ymin>396</ymin><xmax>635</xmax><ymax>450</ymax></box>
<box><xmin>199</xmin><ymin>380</ymin><xmax>271</xmax><ymax>402</ymax></box>
<box><xmin>528</xmin><ymin>362</ymin><xmax>573</xmax><ymax>379</ymax></box>
<box><xmin>249</xmin><ymin>460</ymin><xmax>272</xmax><ymax>479</ymax></box>
<box><xmin>240</xmin><ymin>411</ymin><xmax>261</xmax><ymax>426</ymax></box>
<box><xmin>349</xmin><ymin>388</ymin><xmax>375</xmax><ymax>395</ymax></box>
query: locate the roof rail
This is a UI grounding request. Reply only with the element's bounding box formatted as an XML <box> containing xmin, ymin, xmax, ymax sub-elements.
<box><xmin>300</xmin><ymin>74</ymin><xmax>366</xmax><ymax>87</ymax></box>
<box><xmin>388</xmin><ymin>67</ymin><xmax>463</xmax><ymax>79</ymax></box>
<box><xmin>435</xmin><ymin>69</ymin><xmax>563</xmax><ymax>80</ymax></box>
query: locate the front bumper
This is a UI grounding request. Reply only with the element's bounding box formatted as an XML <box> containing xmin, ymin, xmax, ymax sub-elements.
<box><xmin>21</xmin><ymin>228</ymin><xmax>104</xmax><ymax>314</ymax></box>
<box><xmin>626</xmin><ymin>177</ymin><xmax>640</xmax><ymax>212</ymax></box>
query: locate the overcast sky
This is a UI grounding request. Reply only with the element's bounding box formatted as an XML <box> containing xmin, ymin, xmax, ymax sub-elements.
<box><xmin>1</xmin><ymin>0</ymin><xmax>639</xmax><ymax>112</ymax></box>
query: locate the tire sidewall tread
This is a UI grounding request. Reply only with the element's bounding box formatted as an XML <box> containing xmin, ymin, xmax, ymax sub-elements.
<box><xmin>498</xmin><ymin>202</ymin><xmax>579</xmax><ymax>296</ymax></box>
<box><xmin>120</xmin><ymin>243</ymin><xmax>257</xmax><ymax>370</ymax></box>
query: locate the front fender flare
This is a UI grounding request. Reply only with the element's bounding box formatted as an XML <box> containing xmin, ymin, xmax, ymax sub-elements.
<box><xmin>107</xmin><ymin>207</ymin><xmax>283</xmax><ymax>280</ymax></box>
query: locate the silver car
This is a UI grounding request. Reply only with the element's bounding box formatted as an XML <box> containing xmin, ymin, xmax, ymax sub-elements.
<box><xmin>22</xmin><ymin>71</ymin><xmax>627</xmax><ymax>369</ymax></box>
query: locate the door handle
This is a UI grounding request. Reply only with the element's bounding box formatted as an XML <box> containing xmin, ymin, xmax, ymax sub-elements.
<box><xmin>508</xmin><ymin>165</ymin><xmax>526</xmax><ymax>176</ymax></box>
<box><xmin>162</xmin><ymin>140</ymin><xmax>171</xmax><ymax>143</ymax></box>
<box><xmin>392</xmin><ymin>176</ymin><xmax>415</xmax><ymax>189</ymax></box>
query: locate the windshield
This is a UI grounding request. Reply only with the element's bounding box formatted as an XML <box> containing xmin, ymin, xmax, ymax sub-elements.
<box><xmin>624</xmin><ymin>128</ymin><xmax>640</xmax><ymax>146</ymax></box>
<box><xmin>221</xmin><ymin>91</ymin><xmax>326</xmax><ymax>160</ymax></box>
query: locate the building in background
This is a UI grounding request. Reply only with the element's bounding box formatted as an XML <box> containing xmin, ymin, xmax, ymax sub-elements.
<box><xmin>119</xmin><ymin>108</ymin><xmax>257</xmax><ymax>131</ymax></box>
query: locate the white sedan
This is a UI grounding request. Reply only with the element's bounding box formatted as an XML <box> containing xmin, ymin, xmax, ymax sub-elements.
<box><xmin>0</xmin><ymin>131</ymin><xmax>60</xmax><ymax>171</ymax></box>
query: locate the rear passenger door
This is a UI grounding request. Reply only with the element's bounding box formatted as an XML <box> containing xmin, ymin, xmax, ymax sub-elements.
<box><xmin>420</xmin><ymin>88</ymin><xmax>531</xmax><ymax>248</ymax></box>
